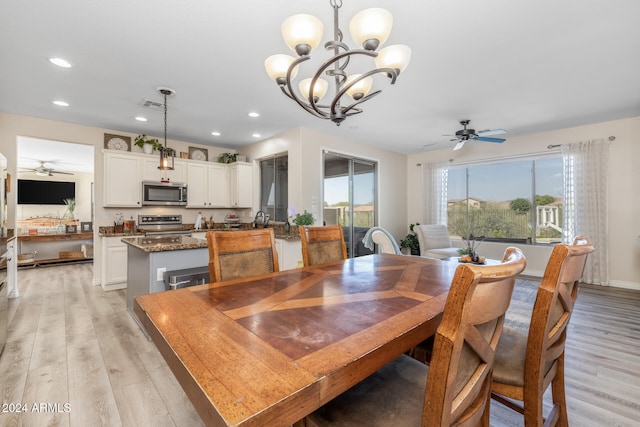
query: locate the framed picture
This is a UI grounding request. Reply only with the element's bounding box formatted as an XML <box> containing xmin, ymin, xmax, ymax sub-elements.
<box><xmin>104</xmin><ymin>133</ymin><xmax>131</xmax><ymax>151</ymax></box>
<box><xmin>66</xmin><ymin>224</ymin><xmax>78</xmax><ymax>234</ymax></box>
<box><xmin>81</xmin><ymin>222</ymin><xmax>93</xmax><ymax>232</ymax></box>
<box><xmin>188</xmin><ymin>147</ymin><xmax>209</xmax><ymax>161</ymax></box>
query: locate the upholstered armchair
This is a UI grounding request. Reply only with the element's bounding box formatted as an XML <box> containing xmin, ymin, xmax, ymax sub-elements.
<box><xmin>414</xmin><ymin>224</ymin><xmax>459</xmax><ymax>259</ymax></box>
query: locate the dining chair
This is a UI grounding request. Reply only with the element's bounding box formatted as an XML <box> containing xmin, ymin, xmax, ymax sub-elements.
<box><xmin>414</xmin><ymin>224</ymin><xmax>460</xmax><ymax>259</ymax></box>
<box><xmin>300</xmin><ymin>247</ymin><xmax>527</xmax><ymax>427</ymax></box>
<box><xmin>205</xmin><ymin>228</ymin><xmax>279</xmax><ymax>282</ymax></box>
<box><xmin>490</xmin><ymin>236</ymin><xmax>594</xmax><ymax>427</ymax></box>
<box><xmin>298</xmin><ymin>225</ymin><xmax>347</xmax><ymax>267</ymax></box>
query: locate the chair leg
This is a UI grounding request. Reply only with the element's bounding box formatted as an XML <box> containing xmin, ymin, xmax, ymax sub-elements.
<box><xmin>523</xmin><ymin>387</ymin><xmax>545</xmax><ymax>427</ymax></box>
<box><xmin>550</xmin><ymin>354</ymin><xmax>569</xmax><ymax>427</ymax></box>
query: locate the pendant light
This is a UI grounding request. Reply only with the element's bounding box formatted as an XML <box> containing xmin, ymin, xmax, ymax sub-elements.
<box><xmin>158</xmin><ymin>87</ymin><xmax>176</xmax><ymax>170</ymax></box>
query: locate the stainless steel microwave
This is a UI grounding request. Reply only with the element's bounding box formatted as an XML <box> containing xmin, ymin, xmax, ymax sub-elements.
<box><xmin>142</xmin><ymin>181</ymin><xmax>187</xmax><ymax>206</ymax></box>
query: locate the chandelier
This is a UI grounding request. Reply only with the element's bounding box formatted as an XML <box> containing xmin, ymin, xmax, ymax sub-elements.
<box><xmin>264</xmin><ymin>0</ymin><xmax>411</xmax><ymax>125</ymax></box>
<box><xmin>158</xmin><ymin>87</ymin><xmax>176</xmax><ymax>170</ymax></box>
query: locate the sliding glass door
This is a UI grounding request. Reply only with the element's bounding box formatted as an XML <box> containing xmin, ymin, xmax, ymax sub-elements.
<box><xmin>323</xmin><ymin>152</ymin><xmax>377</xmax><ymax>258</ymax></box>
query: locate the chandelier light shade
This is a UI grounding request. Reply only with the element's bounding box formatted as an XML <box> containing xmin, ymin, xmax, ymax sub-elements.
<box><xmin>158</xmin><ymin>87</ymin><xmax>176</xmax><ymax>171</ymax></box>
<box><xmin>349</xmin><ymin>8</ymin><xmax>393</xmax><ymax>50</ymax></box>
<box><xmin>264</xmin><ymin>54</ymin><xmax>299</xmax><ymax>81</ymax></box>
<box><xmin>281</xmin><ymin>14</ymin><xmax>324</xmax><ymax>55</ymax></box>
<box><xmin>265</xmin><ymin>0</ymin><xmax>411</xmax><ymax>125</ymax></box>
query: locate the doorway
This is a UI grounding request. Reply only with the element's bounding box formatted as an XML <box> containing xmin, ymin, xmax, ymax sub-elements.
<box><xmin>16</xmin><ymin>137</ymin><xmax>94</xmax><ymax>262</ymax></box>
<box><xmin>323</xmin><ymin>151</ymin><xmax>377</xmax><ymax>258</ymax></box>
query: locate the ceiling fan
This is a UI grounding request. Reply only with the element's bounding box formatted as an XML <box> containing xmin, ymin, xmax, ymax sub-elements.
<box><xmin>19</xmin><ymin>160</ymin><xmax>74</xmax><ymax>176</ymax></box>
<box><xmin>446</xmin><ymin>120</ymin><xmax>506</xmax><ymax>151</ymax></box>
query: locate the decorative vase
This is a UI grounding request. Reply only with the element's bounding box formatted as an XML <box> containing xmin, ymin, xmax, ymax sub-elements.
<box><xmin>143</xmin><ymin>143</ymin><xmax>154</xmax><ymax>154</ymax></box>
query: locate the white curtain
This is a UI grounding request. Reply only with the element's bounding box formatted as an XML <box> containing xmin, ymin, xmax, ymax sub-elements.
<box><xmin>562</xmin><ymin>138</ymin><xmax>609</xmax><ymax>285</ymax></box>
<box><xmin>421</xmin><ymin>161</ymin><xmax>449</xmax><ymax>225</ymax></box>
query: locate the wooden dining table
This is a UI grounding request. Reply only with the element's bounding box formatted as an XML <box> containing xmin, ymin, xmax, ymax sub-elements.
<box><xmin>134</xmin><ymin>253</ymin><xmax>459</xmax><ymax>427</ymax></box>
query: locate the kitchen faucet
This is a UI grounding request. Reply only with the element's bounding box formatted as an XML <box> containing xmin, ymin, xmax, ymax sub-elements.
<box><xmin>253</xmin><ymin>211</ymin><xmax>269</xmax><ymax>228</ymax></box>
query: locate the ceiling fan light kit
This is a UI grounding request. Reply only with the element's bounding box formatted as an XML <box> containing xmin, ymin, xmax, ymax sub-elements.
<box><xmin>264</xmin><ymin>0</ymin><xmax>411</xmax><ymax>125</ymax></box>
<box><xmin>450</xmin><ymin>119</ymin><xmax>506</xmax><ymax>151</ymax></box>
<box><xmin>21</xmin><ymin>160</ymin><xmax>74</xmax><ymax>177</ymax></box>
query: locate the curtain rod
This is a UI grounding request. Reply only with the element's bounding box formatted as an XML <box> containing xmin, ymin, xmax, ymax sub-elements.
<box><xmin>417</xmin><ymin>135</ymin><xmax>616</xmax><ymax>166</ymax></box>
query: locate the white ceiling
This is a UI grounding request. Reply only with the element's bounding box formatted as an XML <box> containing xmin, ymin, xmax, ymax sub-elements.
<box><xmin>2</xmin><ymin>0</ymin><xmax>640</xmax><ymax>158</ymax></box>
<box><xmin>17</xmin><ymin>137</ymin><xmax>94</xmax><ymax>174</ymax></box>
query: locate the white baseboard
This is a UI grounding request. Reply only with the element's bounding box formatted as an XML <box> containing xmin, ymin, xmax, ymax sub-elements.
<box><xmin>101</xmin><ymin>282</ymin><xmax>127</xmax><ymax>292</ymax></box>
<box><xmin>608</xmin><ymin>280</ymin><xmax>640</xmax><ymax>291</ymax></box>
<box><xmin>521</xmin><ymin>270</ymin><xmax>639</xmax><ymax>291</ymax></box>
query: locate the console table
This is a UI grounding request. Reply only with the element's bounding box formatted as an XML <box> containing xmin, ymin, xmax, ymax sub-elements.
<box><xmin>17</xmin><ymin>232</ymin><xmax>94</xmax><ymax>266</ymax></box>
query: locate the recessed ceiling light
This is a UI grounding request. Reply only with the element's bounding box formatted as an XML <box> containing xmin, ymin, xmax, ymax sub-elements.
<box><xmin>135</xmin><ymin>116</ymin><xmax>147</xmax><ymax>122</ymax></box>
<box><xmin>252</xmin><ymin>133</ymin><xmax>261</xmax><ymax>138</ymax></box>
<box><xmin>248</xmin><ymin>112</ymin><xmax>260</xmax><ymax>118</ymax></box>
<box><xmin>52</xmin><ymin>100</ymin><xmax>69</xmax><ymax>107</ymax></box>
<box><xmin>211</xmin><ymin>131</ymin><xmax>221</xmax><ymax>136</ymax></box>
<box><xmin>49</xmin><ymin>57</ymin><xmax>72</xmax><ymax>68</ymax></box>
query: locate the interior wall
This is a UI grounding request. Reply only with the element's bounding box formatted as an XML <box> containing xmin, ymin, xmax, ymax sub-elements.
<box><xmin>241</xmin><ymin>126</ymin><xmax>408</xmax><ymax>241</ymax></box>
<box><xmin>406</xmin><ymin>116</ymin><xmax>640</xmax><ymax>289</ymax></box>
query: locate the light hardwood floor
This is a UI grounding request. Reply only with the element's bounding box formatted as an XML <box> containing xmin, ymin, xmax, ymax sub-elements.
<box><xmin>1</xmin><ymin>264</ymin><xmax>639</xmax><ymax>426</ymax></box>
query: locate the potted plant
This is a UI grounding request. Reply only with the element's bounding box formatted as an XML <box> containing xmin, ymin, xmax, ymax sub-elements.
<box><xmin>292</xmin><ymin>210</ymin><xmax>315</xmax><ymax>226</ymax></box>
<box><xmin>400</xmin><ymin>223</ymin><xmax>420</xmax><ymax>255</ymax></box>
<box><xmin>217</xmin><ymin>152</ymin><xmax>238</xmax><ymax>163</ymax></box>
<box><xmin>64</xmin><ymin>198</ymin><xmax>76</xmax><ymax>219</ymax></box>
<box><xmin>134</xmin><ymin>134</ymin><xmax>163</xmax><ymax>154</ymax></box>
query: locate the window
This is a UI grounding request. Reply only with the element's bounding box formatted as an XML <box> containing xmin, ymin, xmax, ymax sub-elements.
<box><xmin>260</xmin><ymin>154</ymin><xmax>288</xmax><ymax>222</ymax></box>
<box><xmin>447</xmin><ymin>156</ymin><xmax>563</xmax><ymax>245</ymax></box>
<box><xmin>323</xmin><ymin>152</ymin><xmax>377</xmax><ymax>258</ymax></box>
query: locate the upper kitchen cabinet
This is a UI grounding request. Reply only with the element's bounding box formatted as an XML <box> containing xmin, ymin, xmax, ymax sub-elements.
<box><xmin>228</xmin><ymin>162</ymin><xmax>252</xmax><ymax>208</ymax></box>
<box><xmin>142</xmin><ymin>158</ymin><xmax>187</xmax><ymax>183</ymax></box>
<box><xmin>186</xmin><ymin>162</ymin><xmax>228</xmax><ymax>208</ymax></box>
<box><xmin>104</xmin><ymin>152</ymin><xmax>142</xmax><ymax>207</ymax></box>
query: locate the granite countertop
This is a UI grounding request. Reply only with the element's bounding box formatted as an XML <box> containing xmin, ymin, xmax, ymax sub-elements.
<box><xmin>121</xmin><ymin>235</ymin><xmax>208</xmax><ymax>253</ymax></box>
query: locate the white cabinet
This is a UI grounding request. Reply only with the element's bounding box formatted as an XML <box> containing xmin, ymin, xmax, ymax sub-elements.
<box><xmin>101</xmin><ymin>236</ymin><xmax>128</xmax><ymax>290</ymax></box>
<box><xmin>103</xmin><ymin>152</ymin><xmax>142</xmax><ymax>207</ymax></box>
<box><xmin>142</xmin><ymin>158</ymin><xmax>187</xmax><ymax>183</ymax></box>
<box><xmin>228</xmin><ymin>162</ymin><xmax>252</xmax><ymax>208</ymax></box>
<box><xmin>186</xmin><ymin>162</ymin><xmax>228</xmax><ymax>208</ymax></box>
<box><xmin>103</xmin><ymin>150</ymin><xmax>252</xmax><ymax>209</ymax></box>
<box><xmin>275</xmin><ymin>238</ymin><xmax>302</xmax><ymax>271</ymax></box>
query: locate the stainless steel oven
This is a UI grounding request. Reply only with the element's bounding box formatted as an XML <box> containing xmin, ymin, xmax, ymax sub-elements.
<box><xmin>142</xmin><ymin>181</ymin><xmax>187</xmax><ymax>206</ymax></box>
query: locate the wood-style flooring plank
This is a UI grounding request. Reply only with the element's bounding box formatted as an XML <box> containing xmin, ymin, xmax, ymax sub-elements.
<box><xmin>66</xmin><ymin>339</ymin><xmax>122</xmax><ymax>427</ymax></box>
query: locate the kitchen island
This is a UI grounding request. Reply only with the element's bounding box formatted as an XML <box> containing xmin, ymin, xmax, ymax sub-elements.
<box><xmin>122</xmin><ymin>235</ymin><xmax>209</xmax><ymax>330</ymax></box>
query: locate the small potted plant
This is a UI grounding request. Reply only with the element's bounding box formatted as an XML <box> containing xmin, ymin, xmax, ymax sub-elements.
<box><xmin>64</xmin><ymin>198</ymin><xmax>76</xmax><ymax>219</ymax></box>
<box><xmin>134</xmin><ymin>134</ymin><xmax>163</xmax><ymax>154</ymax></box>
<box><xmin>292</xmin><ymin>210</ymin><xmax>315</xmax><ymax>226</ymax></box>
<box><xmin>217</xmin><ymin>152</ymin><xmax>238</xmax><ymax>163</ymax></box>
<box><xmin>400</xmin><ymin>223</ymin><xmax>420</xmax><ymax>255</ymax></box>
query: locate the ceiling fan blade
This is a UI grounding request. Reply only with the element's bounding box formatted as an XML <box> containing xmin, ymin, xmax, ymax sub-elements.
<box><xmin>453</xmin><ymin>141</ymin><xmax>466</xmax><ymax>151</ymax></box>
<box><xmin>477</xmin><ymin>137</ymin><xmax>506</xmax><ymax>143</ymax></box>
<box><xmin>477</xmin><ymin>129</ymin><xmax>506</xmax><ymax>137</ymax></box>
<box><xmin>51</xmin><ymin>170</ymin><xmax>74</xmax><ymax>175</ymax></box>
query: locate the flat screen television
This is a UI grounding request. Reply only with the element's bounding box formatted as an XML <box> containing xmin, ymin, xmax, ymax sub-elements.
<box><xmin>17</xmin><ymin>179</ymin><xmax>76</xmax><ymax>205</ymax></box>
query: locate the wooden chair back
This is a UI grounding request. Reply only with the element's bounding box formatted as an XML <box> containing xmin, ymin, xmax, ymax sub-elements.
<box><xmin>423</xmin><ymin>247</ymin><xmax>526</xmax><ymax>426</ymax></box>
<box><xmin>298</xmin><ymin>225</ymin><xmax>347</xmax><ymax>267</ymax></box>
<box><xmin>491</xmin><ymin>236</ymin><xmax>594</xmax><ymax>426</ymax></box>
<box><xmin>206</xmin><ymin>228</ymin><xmax>279</xmax><ymax>283</ymax></box>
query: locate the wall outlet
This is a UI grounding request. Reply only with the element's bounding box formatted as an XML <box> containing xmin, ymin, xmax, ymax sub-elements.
<box><xmin>157</xmin><ymin>267</ymin><xmax>166</xmax><ymax>281</ymax></box>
